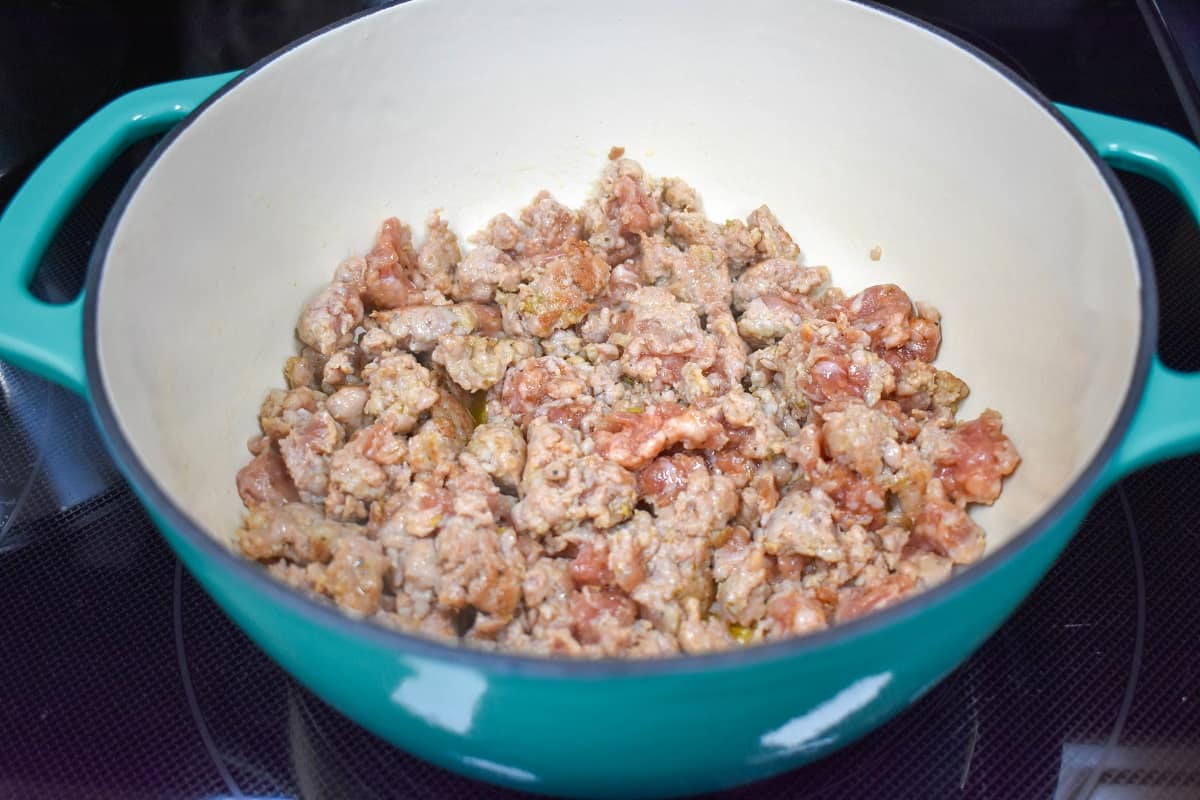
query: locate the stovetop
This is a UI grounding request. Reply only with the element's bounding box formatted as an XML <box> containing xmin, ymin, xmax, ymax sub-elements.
<box><xmin>2</xmin><ymin>2</ymin><xmax>1199</xmax><ymax>798</ymax></box>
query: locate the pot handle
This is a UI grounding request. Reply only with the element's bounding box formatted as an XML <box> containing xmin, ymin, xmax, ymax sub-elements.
<box><xmin>0</xmin><ymin>71</ymin><xmax>237</xmax><ymax>397</ymax></box>
<box><xmin>1058</xmin><ymin>104</ymin><xmax>1200</xmax><ymax>484</ymax></box>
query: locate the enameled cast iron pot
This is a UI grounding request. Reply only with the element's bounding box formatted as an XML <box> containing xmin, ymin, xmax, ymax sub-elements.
<box><xmin>4</xmin><ymin>1</ymin><xmax>1200</xmax><ymax>796</ymax></box>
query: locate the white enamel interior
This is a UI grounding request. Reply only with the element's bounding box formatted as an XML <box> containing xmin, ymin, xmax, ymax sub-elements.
<box><xmin>95</xmin><ymin>0</ymin><xmax>1141</xmax><ymax>555</ymax></box>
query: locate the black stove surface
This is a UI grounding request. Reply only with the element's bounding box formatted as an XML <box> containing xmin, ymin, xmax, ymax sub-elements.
<box><xmin>2</xmin><ymin>2</ymin><xmax>1200</xmax><ymax>798</ymax></box>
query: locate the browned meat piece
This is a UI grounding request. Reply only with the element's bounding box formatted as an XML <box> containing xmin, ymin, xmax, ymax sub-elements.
<box><xmin>322</xmin><ymin>535</ymin><xmax>388</xmax><ymax>615</ymax></box>
<box><xmin>372</xmin><ymin>303</ymin><xmax>499</xmax><ymax>353</ymax></box>
<box><xmin>237</xmin><ymin>439</ymin><xmax>299</xmax><ymax>507</ymax></box>
<box><xmin>432</xmin><ymin>335</ymin><xmax>536</xmax><ymax>392</ymax></box>
<box><xmin>512</xmin><ymin>420</ymin><xmax>637</xmax><ymax>535</ymax></box>
<box><xmin>520</xmin><ymin>190</ymin><xmax>583</xmax><ymax>255</ymax></box>
<box><xmin>465</xmin><ymin>422</ymin><xmax>526</xmax><ymax>493</ymax></box>
<box><xmin>512</xmin><ymin>239</ymin><xmax>610</xmax><ymax>337</ymax></box>
<box><xmin>835</xmin><ymin>573</ymin><xmax>916</xmax><ymax>623</ymax></box>
<box><xmin>921</xmin><ymin>410</ymin><xmax>1020</xmax><ymax>505</ymax></box>
<box><xmin>760</xmin><ymin>487</ymin><xmax>842</xmax><ymax>562</ymax></box>
<box><xmin>764</xmin><ymin>582</ymin><xmax>828</xmax><ymax>637</ymax></box>
<box><xmin>238</xmin><ymin>502</ymin><xmax>360</xmax><ymax>564</ymax></box>
<box><xmin>406</xmin><ymin>391</ymin><xmax>475</xmax><ymax>475</ymax></box>
<box><xmin>297</xmin><ymin>282</ymin><xmax>364</xmax><ymax>357</ymax></box>
<box><xmin>712</xmin><ymin>528</ymin><xmax>771</xmax><ymax>626</ymax></box>
<box><xmin>360</xmin><ymin>353</ymin><xmax>439</xmax><ymax>433</ymax></box>
<box><xmin>570</xmin><ymin>587</ymin><xmax>638</xmax><ymax>645</ymax></box>
<box><xmin>594</xmin><ymin>403</ymin><xmax>727</xmax><ymax>470</ymax></box>
<box><xmin>279</xmin><ymin>409</ymin><xmax>343</xmax><ymax>503</ymax></box>
<box><xmin>364</xmin><ymin>217</ymin><xmax>419</xmax><ymax>309</ymax></box>
<box><xmin>822</xmin><ymin>403</ymin><xmax>898</xmax><ymax>478</ymax></box>
<box><xmin>325</xmin><ymin>416</ymin><xmax>407</xmax><ymax>521</ymax></box>
<box><xmin>733</xmin><ymin>259</ymin><xmax>828</xmax><ymax>312</ymax></box>
<box><xmin>415</xmin><ymin>211</ymin><xmax>459</xmax><ymax>296</ymax></box>
<box><xmin>284</xmin><ymin>347</ymin><xmax>327</xmax><ymax>390</ymax></box>
<box><xmin>912</xmin><ymin>478</ymin><xmax>985</xmax><ymax>564</ymax></box>
<box><xmin>494</xmin><ymin>356</ymin><xmax>589</xmax><ymax>425</ymax></box>
<box><xmin>435</xmin><ymin>515</ymin><xmax>521</xmax><ymax>620</ymax></box>
<box><xmin>451</xmin><ymin>245</ymin><xmax>521</xmax><ymax>302</ymax></box>
<box><xmin>746</xmin><ymin>205</ymin><xmax>801</xmax><ymax>260</ymax></box>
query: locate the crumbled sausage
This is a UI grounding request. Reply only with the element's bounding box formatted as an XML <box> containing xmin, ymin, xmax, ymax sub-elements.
<box><xmin>234</xmin><ymin>155</ymin><xmax>1018</xmax><ymax>657</ymax></box>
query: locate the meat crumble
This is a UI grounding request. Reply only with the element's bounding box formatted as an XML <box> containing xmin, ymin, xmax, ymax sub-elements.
<box><xmin>234</xmin><ymin>155</ymin><xmax>1020</xmax><ymax>657</ymax></box>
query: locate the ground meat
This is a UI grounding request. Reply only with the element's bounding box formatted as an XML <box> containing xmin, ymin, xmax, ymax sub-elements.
<box><xmin>406</xmin><ymin>391</ymin><xmax>474</xmax><ymax>475</ymax></box>
<box><xmin>747</xmin><ymin>205</ymin><xmax>801</xmax><ymax>260</ymax></box>
<box><xmin>237</xmin><ymin>502</ymin><xmax>357</xmax><ymax>564</ymax></box>
<box><xmin>285</xmin><ymin>347</ymin><xmax>327</xmax><ymax>390</ymax></box>
<box><xmin>297</xmin><ymin>282</ymin><xmax>364</xmax><ymax>357</ymax></box>
<box><xmin>594</xmin><ymin>403</ymin><xmax>727</xmax><ymax>470</ymax></box>
<box><xmin>432</xmin><ymin>335</ymin><xmax>536</xmax><ymax>392</ymax></box>
<box><xmin>920</xmin><ymin>410</ymin><xmax>1021</xmax><ymax>505</ymax></box>
<box><xmin>712</xmin><ymin>529</ymin><xmax>772</xmax><ymax>626</ymax></box>
<box><xmin>416</xmin><ymin>211</ymin><xmax>459</xmax><ymax>296</ymax></box>
<box><xmin>372</xmin><ymin>303</ymin><xmax>499</xmax><ymax>353</ymax></box>
<box><xmin>520</xmin><ymin>191</ymin><xmax>583</xmax><ymax>256</ymax></box>
<box><xmin>618</xmin><ymin>286</ymin><xmax>718</xmax><ymax>389</ymax></box>
<box><xmin>322</xmin><ymin>535</ymin><xmax>388</xmax><ymax>615</ymax></box>
<box><xmin>452</xmin><ymin>245</ymin><xmax>521</xmax><ymax>303</ymax></box>
<box><xmin>364</xmin><ymin>217</ymin><xmax>420</xmax><ymax>309</ymax></box>
<box><xmin>325</xmin><ymin>415</ymin><xmax>408</xmax><ymax>521</ymax></box>
<box><xmin>732</xmin><ymin>259</ymin><xmax>827</xmax><ymax>312</ymax></box>
<box><xmin>466</xmin><ymin>422</ymin><xmax>526</xmax><ymax>493</ymax></box>
<box><xmin>822</xmin><ymin>403</ymin><xmax>897</xmax><ymax>479</ymax></box>
<box><xmin>235</xmin><ymin>155</ymin><xmax>1019</xmax><ymax>658</ymax></box>
<box><xmin>510</xmin><ymin>239</ymin><xmax>610</xmax><ymax>337</ymax></box>
<box><xmin>737</xmin><ymin>296</ymin><xmax>806</xmax><ymax>347</ymax></box>
<box><xmin>764</xmin><ymin>581</ymin><xmax>828</xmax><ymax>638</ymax></box>
<box><xmin>278</xmin><ymin>409</ymin><xmax>342</xmax><ymax>503</ymax></box>
<box><xmin>237</xmin><ymin>438</ymin><xmax>299</xmax><ymax>507</ymax></box>
<box><xmin>760</xmin><ymin>487</ymin><xmax>843</xmax><ymax>562</ymax></box>
<box><xmin>512</xmin><ymin>419</ymin><xmax>637</xmax><ymax>536</ymax></box>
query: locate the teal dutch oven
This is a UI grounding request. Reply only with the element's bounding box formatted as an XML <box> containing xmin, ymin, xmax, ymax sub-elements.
<box><xmin>3</xmin><ymin>0</ymin><xmax>1200</xmax><ymax>796</ymax></box>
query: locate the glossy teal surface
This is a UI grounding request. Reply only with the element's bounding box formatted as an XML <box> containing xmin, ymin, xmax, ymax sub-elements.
<box><xmin>0</xmin><ymin>72</ymin><xmax>236</xmax><ymax>396</ymax></box>
<box><xmin>3</xmin><ymin>75</ymin><xmax>1200</xmax><ymax>797</ymax></box>
<box><xmin>1059</xmin><ymin>106</ymin><xmax>1200</xmax><ymax>487</ymax></box>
